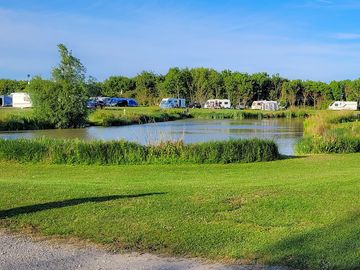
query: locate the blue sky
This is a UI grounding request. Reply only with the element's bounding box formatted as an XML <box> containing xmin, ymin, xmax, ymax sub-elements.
<box><xmin>1</xmin><ymin>0</ymin><xmax>360</xmax><ymax>81</ymax></box>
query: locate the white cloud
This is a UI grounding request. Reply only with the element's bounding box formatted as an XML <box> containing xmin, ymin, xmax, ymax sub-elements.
<box><xmin>334</xmin><ymin>33</ymin><xmax>360</xmax><ymax>40</ymax></box>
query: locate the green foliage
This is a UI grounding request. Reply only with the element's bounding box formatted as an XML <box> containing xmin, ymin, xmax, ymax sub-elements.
<box><xmin>103</xmin><ymin>76</ymin><xmax>135</xmax><ymax>97</ymax></box>
<box><xmin>0</xmin><ymin>79</ymin><xmax>28</xmax><ymax>95</ymax></box>
<box><xmin>296</xmin><ymin>111</ymin><xmax>360</xmax><ymax>154</ymax></box>
<box><xmin>134</xmin><ymin>71</ymin><xmax>159</xmax><ymax>105</ymax></box>
<box><xmin>86</xmin><ymin>76</ymin><xmax>104</xmax><ymax>97</ymax></box>
<box><xmin>0</xmin><ymin>138</ymin><xmax>279</xmax><ymax>164</ymax></box>
<box><xmin>29</xmin><ymin>44</ymin><xmax>89</xmax><ymax>128</ymax></box>
<box><xmin>0</xmin><ymin>108</ymin><xmax>53</xmax><ymax>131</ymax></box>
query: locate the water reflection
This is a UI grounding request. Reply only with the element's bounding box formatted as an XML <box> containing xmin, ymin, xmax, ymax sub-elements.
<box><xmin>0</xmin><ymin>119</ymin><xmax>303</xmax><ymax>155</ymax></box>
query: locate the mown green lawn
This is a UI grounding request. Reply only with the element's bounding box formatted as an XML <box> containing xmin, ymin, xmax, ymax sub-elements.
<box><xmin>0</xmin><ymin>154</ymin><xmax>359</xmax><ymax>269</ymax></box>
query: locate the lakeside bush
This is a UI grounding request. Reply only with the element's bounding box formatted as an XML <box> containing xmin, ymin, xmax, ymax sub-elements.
<box><xmin>296</xmin><ymin>111</ymin><xmax>360</xmax><ymax>154</ymax></box>
<box><xmin>296</xmin><ymin>136</ymin><xmax>360</xmax><ymax>154</ymax></box>
<box><xmin>0</xmin><ymin>114</ymin><xmax>54</xmax><ymax>131</ymax></box>
<box><xmin>0</xmin><ymin>138</ymin><xmax>279</xmax><ymax>164</ymax></box>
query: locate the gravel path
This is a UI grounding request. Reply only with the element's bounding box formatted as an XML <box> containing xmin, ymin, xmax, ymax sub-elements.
<box><xmin>0</xmin><ymin>232</ymin><xmax>288</xmax><ymax>270</ymax></box>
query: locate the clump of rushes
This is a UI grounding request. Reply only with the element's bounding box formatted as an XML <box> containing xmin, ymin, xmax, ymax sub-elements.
<box><xmin>296</xmin><ymin>111</ymin><xmax>360</xmax><ymax>154</ymax></box>
<box><xmin>0</xmin><ymin>138</ymin><xmax>279</xmax><ymax>164</ymax></box>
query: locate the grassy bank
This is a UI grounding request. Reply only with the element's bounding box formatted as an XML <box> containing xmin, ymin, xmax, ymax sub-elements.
<box><xmin>0</xmin><ymin>154</ymin><xmax>359</xmax><ymax>269</ymax></box>
<box><xmin>0</xmin><ymin>108</ymin><xmax>53</xmax><ymax>131</ymax></box>
<box><xmin>296</xmin><ymin>111</ymin><xmax>360</xmax><ymax>154</ymax></box>
<box><xmin>0</xmin><ymin>138</ymin><xmax>279</xmax><ymax>164</ymax></box>
<box><xmin>1</xmin><ymin>107</ymin><xmax>313</xmax><ymax>131</ymax></box>
<box><xmin>189</xmin><ymin>108</ymin><xmax>313</xmax><ymax>120</ymax></box>
<box><xmin>88</xmin><ymin>107</ymin><xmax>190</xmax><ymax>126</ymax></box>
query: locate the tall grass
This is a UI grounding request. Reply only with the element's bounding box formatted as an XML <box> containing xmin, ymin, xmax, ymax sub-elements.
<box><xmin>296</xmin><ymin>111</ymin><xmax>360</xmax><ymax>154</ymax></box>
<box><xmin>88</xmin><ymin>107</ymin><xmax>190</xmax><ymax>126</ymax></box>
<box><xmin>0</xmin><ymin>138</ymin><xmax>279</xmax><ymax>164</ymax></box>
<box><xmin>189</xmin><ymin>108</ymin><xmax>311</xmax><ymax>120</ymax></box>
<box><xmin>0</xmin><ymin>111</ymin><xmax>54</xmax><ymax>131</ymax></box>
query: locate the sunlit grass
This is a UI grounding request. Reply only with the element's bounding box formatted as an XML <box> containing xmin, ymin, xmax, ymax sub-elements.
<box><xmin>0</xmin><ymin>154</ymin><xmax>359</xmax><ymax>269</ymax></box>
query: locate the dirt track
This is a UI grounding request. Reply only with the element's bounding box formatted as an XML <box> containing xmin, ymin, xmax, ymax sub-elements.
<box><xmin>0</xmin><ymin>232</ymin><xmax>288</xmax><ymax>270</ymax></box>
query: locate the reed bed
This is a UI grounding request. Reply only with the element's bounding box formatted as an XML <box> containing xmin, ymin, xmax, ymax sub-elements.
<box><xmin>189</xmin><ymin>108</ymin><xmax>311</xmax><ymax>120</ymax></box>
<box><xmin>296</xmin><ymin>111</ymin><xmax>360</xmax><ymax>154</ymax></box>
<box><xmin>0</xmin><ymin>138</ymin><xmax>279</xmax><ymax>164</ymax></box>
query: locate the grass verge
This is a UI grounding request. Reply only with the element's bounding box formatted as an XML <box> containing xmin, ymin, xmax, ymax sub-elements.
<box><xmin>0</xmin><ymin>154</ymin><xmax>359</xmax><ymax>269</ymax></box>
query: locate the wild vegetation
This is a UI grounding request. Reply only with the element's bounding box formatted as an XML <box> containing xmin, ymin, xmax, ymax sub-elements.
<box><xmin>296</xmin><ymin>111</ymin><xmax>360</xmax><ymax>153</ymax></box>
<box><xmin>0</xmin><ymin>138</ymin><xmax>279</xmax><ymax>164</ymax></box>
<box><xmin>0</xmin><ymin>154</ymin><xmax>359</xmax><ymax>270</ymax></box>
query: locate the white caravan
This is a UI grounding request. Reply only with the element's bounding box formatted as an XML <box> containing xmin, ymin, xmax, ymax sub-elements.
<box><xmin>160</xmin><ymin>98</ymin><xmax>186</xmax><ymax>108</ymax></box>
<box><xmin>251</xmin><ymin>100</ymin><xmax>278</xmax><ymax>111</ymax></box>
<box><xmin>11</xmin><ymin>92</ymin><xmax>32</xmax><ymax>108</ymax></box>
<box><xmin>204</xmin><ymin>99</ymin><xmax>231</xmax><ymax>109</ymax></box>
<box><xmin>328</xmin><ymin>101</ymin><xmax>358</xmax><ymax>111</ymax></box>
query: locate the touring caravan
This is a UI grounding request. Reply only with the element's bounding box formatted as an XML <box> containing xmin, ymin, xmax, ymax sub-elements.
<box><xmin>160</xmin><ymin>98</ymin><xmax>186</xmax><ymax>108</ymax></box>
<box><xmin>0</xmin><ymin>95</ymin><xmax>12</xmax><ymax>107</ymax></box>
<box><xmin>251</xmin><ymin>100</ymin><xmax>279</xmax><ymax>111</ymax></box>
<box><xmin>328</xmin><ymin>101</ymin><xmax>358</xmax><ymax>111</ymax></box>
<box><xmin>204</xmin><ymin>99</ymin><xmax>231</xmax><ymax>109</ymax></box>
<box><xmin>11</xmin><ymin>92</ymin><xmax>32</xmax><ymax>108</ymax></box>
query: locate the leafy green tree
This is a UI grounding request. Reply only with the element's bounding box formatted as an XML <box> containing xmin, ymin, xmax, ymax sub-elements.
<box><xmin>345</xmin><ymin>79</ymin><xmax>360</xmax><ymax>102</ymax></box>
<box><xmin>190</xmin><ymin>68</ymin><xmax>211</xmax><ymax>103</ymax></box>
<box><xmin>269</xmin><ymin>74</ymin><xmax>284</xmax><ymax>100</ymax></box>
<box><xmin>29</xmin><ymin>44</ymin><xmax>88</xmax><ymax>128</ymax></box>
<box><xmin>134</xmin><ymin>71</ymin><xmax>158</xmax><ymax>105</ymax></box>
<box><xmin>281</xmin><ymin>80</ymin><xmax>303</xmax><ymax>107</ymax></box>
<box><xmin>0</xmin><ymin>79</ymin><xmax>28</xmax><ymax>95</ymax></box>
<box><xmin>302</xmin><ymin>81</ymin><xmax>316</xmax><ymax>107</ymax></box>
<box><xmin>329</xmin><ymin>80</ymin><xmax>345</xmax><ymax>100</ymax></box>
<box><xmin>158</xmin><ymin>67</ymin><xmax>191</xmax><ymax>100</ymax></box>
<box><xmin>250</xmin><ymin>72</ymin><xmax>272</xmax><ymax>100</ymax></box>
<box><xmin>86</xmin><ymin>76</ymin><xmax>104</xmax><ymax>97</ymax></box>
<box><xmin>103</xmin><ymin>76</ymin><xmax>135</xmax><ymax>97</ymax></box>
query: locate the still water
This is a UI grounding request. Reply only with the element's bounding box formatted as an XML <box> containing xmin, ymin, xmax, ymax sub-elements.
<box><xmin>0</xmin><ymin>119</ymin><xmax>304</xmax><ymax>155</ymax></box>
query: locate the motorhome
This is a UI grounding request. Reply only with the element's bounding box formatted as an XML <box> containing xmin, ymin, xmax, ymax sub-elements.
<box><xmin>328</xmin><ymin>101</ymin><xmax>358</xmax><ymax>111</ymax></box>
<box><xmin>159</xmin><ymin>98</ymin><xmax>186</xmax><ymax>108</ymax></box>
<box><xmin>251</xmin><ymin>100</ymin><xmax>278</xmax><ymax>111</ymax></box>
<box><xmin>0</xmin><ymin>95</ymin><xmax>12</xmax><ymax>107</ymax></box>
<box><xmin>204</xmin><ymin>99</ymin><xmax>231</xmax><ymax>109</ymax></box>
<box><xmin>10</xmin><ymin>92</ymin><xmax>32</xmax><ymax>108</ymax></box>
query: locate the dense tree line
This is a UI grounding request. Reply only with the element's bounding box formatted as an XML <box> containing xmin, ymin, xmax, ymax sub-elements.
<box><xmin>2</xmin><ymin>68</ymin><xmax>360</xmax><ymax>108</ymax></box>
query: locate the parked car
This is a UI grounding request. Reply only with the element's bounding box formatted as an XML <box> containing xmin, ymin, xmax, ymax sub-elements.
<box><xmin>106</xmin><ymin>98</ymin><xmax>139</xmax><ymax>107</ymax></box>
<box><xmin>188</xmin><ymin>102</ymin><xmax>202</xmax><ymax>108</ymax></box>
<box><xmin>86</xmin><ymin>99</ymin><xmax>105</xmax><ymax>109</ymax></box>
